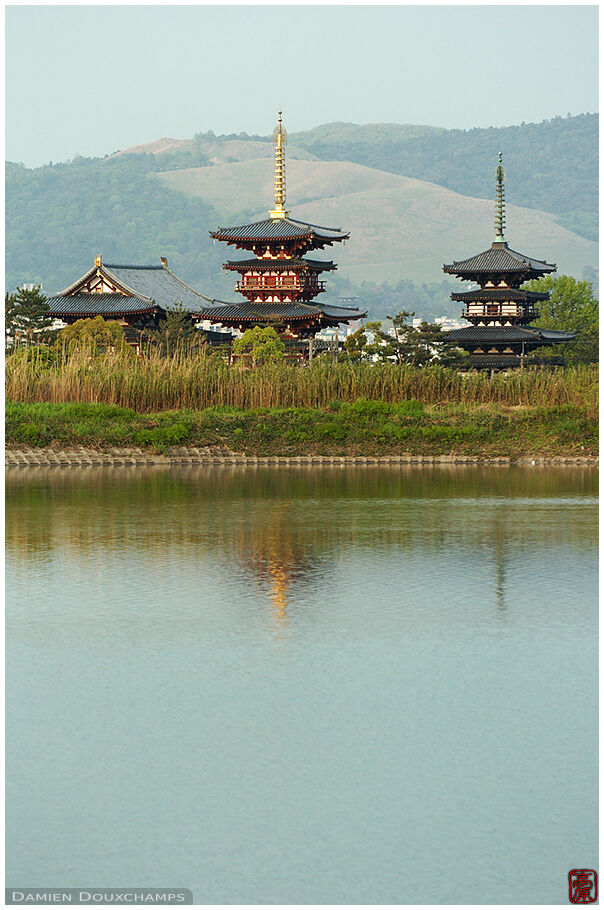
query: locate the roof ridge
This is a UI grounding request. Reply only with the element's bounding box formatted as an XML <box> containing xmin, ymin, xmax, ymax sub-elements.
<box><xmin>321</xmin><ymin>302</ymin><xmax>364</xmax><ymax>312</ymax></box>
<box><xmin>57</xmin><ymin>265</ymin><xmax>98</xmax><ymax>296</ymax></box>
<box><xmin>503</xmin><ymin>245</ymin><xmax>555</xmax><ymax>268</ymax></box>
<box><xmin>47</xmin><ymin>292</ymin><xmax>149</xmax><ymax>299</ymax></box>
<box><xmin>224</xmin><ymin>256</ymin><xmax>335</xmax><ymax>262</ymax></box>
<box><xmin>103</xmin><ymin>264</ymin><xmax>164</xmax><ymax>270</ymax></box>
<box><xmin>286</xmin><ymin>216</ymin><xmax>345</xmax><ymax>233</ymax></box>
<box><xmin>161</xmin><ymin>265</ymin><xmax>218</xmax><ymax>304</ymax></box>
<box><xmin>102</xmin><ymin>266</ymin><xmax>155</xmax><ymax>303</ymax></box>
<box><xmin>212</xmin><ymin>218</ymin><xmax>275</xmax><ymax>232</ymax></box>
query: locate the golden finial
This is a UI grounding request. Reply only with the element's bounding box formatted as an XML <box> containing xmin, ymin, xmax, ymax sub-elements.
<box><xmin>269</xmin><ymin>110</ymin><xmax>289</xmax><ymax>219</ymax></box>
<box><xmin>95</xmin><ymin>255</ymin><xmax>102</xmax><ymax>267</ymax></box>
<box><xmin>494</xmin><ymin>151</ymin><xmax>505</xmax><ymax>242</ymax></box>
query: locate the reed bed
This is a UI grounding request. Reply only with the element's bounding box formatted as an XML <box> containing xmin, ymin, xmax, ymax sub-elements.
<box><xmin>6</xmin><ymin>349</ymin><xmax>599</xmax><ymax>417</ymax></box>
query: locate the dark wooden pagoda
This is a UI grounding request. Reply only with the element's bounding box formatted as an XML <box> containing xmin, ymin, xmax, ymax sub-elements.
<box><xmin>193</xmin><ymin>112</ymin><xmax>367</xmax><ymax>337</ymax></box>
<box><xmin>443</xmin><ymin>154</ymin><xmax>576</xmax><ymax>370</ymax></box>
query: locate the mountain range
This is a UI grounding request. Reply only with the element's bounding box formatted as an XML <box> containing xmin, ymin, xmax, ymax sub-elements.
<box><xmin>6</xmin><ymin>113</ymin><xmax>598</xmax><ymax>321</ymax></box>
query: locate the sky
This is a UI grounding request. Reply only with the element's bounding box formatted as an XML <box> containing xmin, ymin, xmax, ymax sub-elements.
<box><xmin>5</xmin><ymin>4</ymin><xmax>599</xmax><ymax>168</ymax></box>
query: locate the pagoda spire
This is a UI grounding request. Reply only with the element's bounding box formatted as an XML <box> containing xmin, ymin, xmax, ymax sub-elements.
<box><xmin>269</xmin><ymin>111</ymin><xmax>289</xmax><ymax>219</ymax></box>
<box><xmin>494</xmin><ymin>151</ymin><xmax>506</xmax><ymax>242</ymax></box>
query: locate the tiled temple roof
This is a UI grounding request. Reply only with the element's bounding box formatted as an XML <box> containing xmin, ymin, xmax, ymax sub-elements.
<box><xmin>445</xmin><ymin>325</ymin><xmax>576</xmax><ymax>344</ymax></box>
<box><xmin>223</xmin><ymin>258</ymin><xmax>337</xmax><ymax>272</ymax></box>
<box><xmin>443</xmin><ymin>242</ymin><xmax>556</xmax><ymax>278</ymax></box>
<box><xmin>50</xmin><ymin>261</ymin><xmax>230</xmax><ymax>316</ymax></box>
<box><xmin>451</xmin><ymin>288</ymin><xmax>551</xmax><ymax>303</ymax></box>
<box><xmin>47</xmin><ymin>257</ymin><xmax>365</xmax><ymax>327</ymax></box>
<box><xmin>47</xmin><ymin>293</ymin><xmax>157</xmax><ymax>317</ymax></box>
<box><xmin>101</xmin><ymin>264</ymin><xmax>218</xmax><ymax>311</ymax></box>
<box><xmin>319</xmin><ymin>303</ymin><xmax>367</xmax><ymax>320</ymax></box>
<box><xmin>195</xmin><ymin>302</ymin><xmax>323</xmax><ymax>321</ymax></box>
<box><xmin>192</xmin><ymin>300</ymin><xmax>366</xmax><ymax>324</ymax></box>
<box><xmin>210</xmin><ymin>217</ymin><xmax>348</xmax><ymax>249</ymax></box>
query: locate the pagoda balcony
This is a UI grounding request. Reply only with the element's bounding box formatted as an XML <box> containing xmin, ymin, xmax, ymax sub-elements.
<box><xmin>236</xmin><ymin>278</ymin><xmax>326</xmax><ymax>295</ymax></box>
<box><xmin>463</xmin><ymin>303</ymin><xmax>538</xmax><ymax>321</ymax></box>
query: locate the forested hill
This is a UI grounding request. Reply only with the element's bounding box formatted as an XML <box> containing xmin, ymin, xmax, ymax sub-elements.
<box><xmin>289</xmin><ymin>114</ymin><xmax>598</xmax><ymax>241</ymax></box>
<box><xmin>5</xmin><ymin>113</ymin><xmax>598</xmax><ymax>320</ymax></box>
<box><xmin>5</xmin><ymin>155</ymin><xmax>228</xmax><ymax>299</ymax></box>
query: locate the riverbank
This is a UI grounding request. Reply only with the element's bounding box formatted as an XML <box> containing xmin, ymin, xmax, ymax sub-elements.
<box><xmin>6</xmin><ymin>400</ymin><xmax>598</xmax><ymax>461</ymax></box>
<box><xmin>5</xmin><ymin>446</ymin><xmax>598</xmax><ymax>467</ymax></box>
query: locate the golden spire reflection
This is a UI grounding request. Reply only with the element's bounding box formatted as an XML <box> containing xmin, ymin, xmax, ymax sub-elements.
<box><xmin>269</xmin><ymin>111</ymin><xmax>289</xmax><ymax>219</ymax></box>
<box><xmin>268</xmin><ymin>560</ymin><xmax>290</xmax><ymax>620</ymax></box>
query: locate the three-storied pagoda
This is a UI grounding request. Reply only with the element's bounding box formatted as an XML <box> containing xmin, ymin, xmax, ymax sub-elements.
<box><xmin>192</xmin><ymin>112</ymin><xmax>366</xmax><ymax>337</ymax></box>
<box><xmin>443</xmin><ymin>154</ymin><xmax>576</xmax><ymax>369</ymax></box>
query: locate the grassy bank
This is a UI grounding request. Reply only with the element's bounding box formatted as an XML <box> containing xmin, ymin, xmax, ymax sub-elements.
<box><xmin>5</xmin><ymin>350</ymin><xmax>599</xmax><ymax>416</ymax></box>
<box><xmin>6</xmin><ymin>400</ymin><xmax>598</xmax><ymax>458</ymax></box>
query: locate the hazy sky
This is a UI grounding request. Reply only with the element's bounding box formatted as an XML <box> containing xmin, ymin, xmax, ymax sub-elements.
<box><xmin>6</xmin><ymin>5</ymin><xmax>599</xmax><ymax>167</ymax></box>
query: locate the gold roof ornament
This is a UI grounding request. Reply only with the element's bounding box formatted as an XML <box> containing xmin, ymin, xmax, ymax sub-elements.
<box><xmin>269</xmin><ymin>111</ymin><xmax>289</xmax><ymax>219</ymax></box>
<box><xmin>494</xmin><ymin>151</ymin><xmax>506</xmax><ymax>242</ymax></box>
<box><xmin>95</xmin><ymin>255</ymin><xmax>102</xmax><ymax>267</ymax></box>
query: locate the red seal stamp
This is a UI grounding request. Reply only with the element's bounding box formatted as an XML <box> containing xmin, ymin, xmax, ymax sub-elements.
<box><xmin>569</xmin><ymin>870</ymin><xmax>598</xmax><ymax>903</ymax></box>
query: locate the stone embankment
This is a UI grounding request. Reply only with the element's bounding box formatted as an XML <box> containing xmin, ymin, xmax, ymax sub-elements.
<box><xmin>5</xmin><ymin>447</ymin><xmax>599</xmax><ymax>467</ymax></box>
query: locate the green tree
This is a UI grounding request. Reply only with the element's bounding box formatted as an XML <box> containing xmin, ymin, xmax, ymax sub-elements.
<box><xmin>57</xmin><ymin>317</ymin><xmax>132</xmax><ymax>354</ymax></box>
<box><xmin>342</xmin><ymin>325</ymin><xmax>369</xmax><ymax>362</ymax></box>
<box><xmin>526</xmin><ymin>275</ymin><xmax>599</xmax><ymax>365</ymax></box>
<box><xmin>5</xmin><ymin>285</ymin><xmax>52</xmax><ymax>345</ymax></box>
<box><xmin>342</xmin><ymin>321</ymin><xmax>391</xmax><ymax>362</ymax></box>
<box><xmin>385</xmin><ymin>311</ymin><xmax>468</xmax><ymax>366</ymax></box>
<box><xmin>233</xmin><ymin>325</ymin><xmax>285</xmax><ymax>365</ymax></box>
<box><xmin>410</xmin><ymin>320</ymin><xmax>447</xmax><ymax>366</ymax></box>
<box><xmin>342</xmin><ymin>311</ymin><xmax>467</xmax><ymax>366</ymax></box>
<box><xmin>385</xmin><ymin>310</ymin><xmax>417</xmax><ymax>363</ymax></box>
<box><xmin>152</xmin><ymin>302</ymin><xmax>201</xmax><ymax>356</ymax></box>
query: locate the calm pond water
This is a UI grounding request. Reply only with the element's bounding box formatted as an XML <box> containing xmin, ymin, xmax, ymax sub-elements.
<box><xmin>6</xmin><ymin>465</ymin><xmax>598</xmax><ymax>904</ymax></box>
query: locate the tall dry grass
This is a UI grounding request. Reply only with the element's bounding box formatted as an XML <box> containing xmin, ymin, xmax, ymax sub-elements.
<box><xmin>5</xmin><ymin>349</ymin><xmax>599</xmax><ymax>416</ymax></box>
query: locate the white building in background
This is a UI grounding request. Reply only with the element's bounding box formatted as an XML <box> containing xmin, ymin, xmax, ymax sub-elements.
<box><xmin>315</xmin><ymin>322</ymin><xmax>358</xmax><ymax>342</ymax></box>
<box><xmin>198</xmin><ymin>319</ymin><xmax>239</xmax><ymax>337</ymax></box>
<box><xmin>412</xmin><ymin>315</ymin><xmax>466</xmax><ymax>331</ymax></box>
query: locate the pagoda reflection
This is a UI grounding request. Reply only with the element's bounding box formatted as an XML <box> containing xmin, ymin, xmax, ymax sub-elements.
<box><xmin>6</xmin><ymin>465</ymin><xmax>597</xmax><ymax>578</ymax></box>
<box><xmin>6</xmin><ymin>466</ymin><xmax>598</xmax><ymax>647</ymax></box>
<box><xmin>238</xmin><ymin>502</ymin><xmax>320</xmax><ymax>622</ymax></box>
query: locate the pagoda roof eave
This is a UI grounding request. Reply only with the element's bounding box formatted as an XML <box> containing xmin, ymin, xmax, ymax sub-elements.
<box><xmin>223</xmin><ymin>258</ymin><xmax>337</xmax><ymax>272</ymax></box>
<box><xmin>209</xmin><ymin>216</ymin><xmax>349</xmax><ymax>247</ymax></box>
<box><xmin>47</xmin><ymin>293</ymin><xmax>159</xmax><ymax>318</ymax></box>
<box><xmin>443</xmin><ymin>241</ymin><xmax>556</xmax><ymax>278</ymax></box>
<box><xmin>189</xmin><ymin>301</ymin><xmax>366</xmax><ymax>324</ymax></box>
<box><xmin>190</xmin><ymin>302</ymin><xmax>323</xmax><ymax>322</ymax></box>
<box><xmin>450</xmin><ymin>288</ymin><xmax>551</xmax><ymax>303</ymax></box>
<box><xmin>444</xmin><ymin>325</ymin><xmax>576</xmax><ymax>344</ymax></box>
